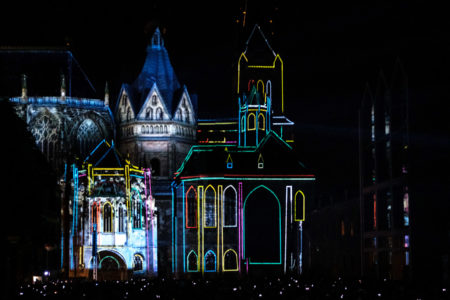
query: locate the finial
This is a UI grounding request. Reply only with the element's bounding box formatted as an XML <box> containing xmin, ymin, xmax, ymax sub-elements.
<box><xmin>150</xmin><ymin>27</ymin><xmax>164</xmax><ymax>49</ymax></box>
<box><xmin>60</xmin><ymin>73</ymin><xmax>66</xmax><ymax>100</ymax></box>
<box><xmin>21</xmin><ymin>74</ymin><xmax>28</xmax><ymax>102</ymax></box>
<box><xmin>104</xmin><ymin>81</ymin><xmax>109</xmax><ymax>107</ymax></box>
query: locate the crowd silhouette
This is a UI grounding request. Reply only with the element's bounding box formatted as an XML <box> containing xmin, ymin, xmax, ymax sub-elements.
<box><xmin>13</xmin><ymin>275</ymin><xmax>449</xmax><ymax>300</ymax></box>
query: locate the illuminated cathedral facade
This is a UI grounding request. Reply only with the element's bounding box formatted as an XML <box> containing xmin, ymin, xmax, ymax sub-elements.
<box><xmin>66</xmin><ymin>140</ymin><xmax>157</xmax><ymax>279</ymax></box>
<box><xmin>4</xmin><ymin>25</ymin><xmax>314</xmax><ymax>278</ymax></box>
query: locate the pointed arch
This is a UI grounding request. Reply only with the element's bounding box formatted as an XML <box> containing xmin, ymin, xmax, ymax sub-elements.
<box><xmin>118</xmin><ymin>203</ymin><xmax>126</xmax><ymax>233</ymax></box>
<box><xmin>204</xmin><ymin>185</ymin><xmax>217</xmax><ymax>228</ymax></box>
<box><xmin>258</xmin><ymin>113</ymin><xmax>265</xmax><ymax>130</ymax></box>
<box><xmin>185</xmin><ymin>185</ymin><xmax>198</xmax><ymax>228</ymax></box>
<box><xmin>257</xmin><ymin>79</ymin><xmax>265</xmax><ymax>95</ymax></box>
<box><xmin>248</xmin><ymin>113</ymin><xmax>256</xmax><ymax>131</ymax></box>
<box><xmin>103</xmin><ymin>201</ymin><xmax>113</xmax><ymax>232</ymax></box>
<box><xmin>131</xmin><ymin>188</ymin><xmax>143</xmax><ymax>229</ymax></box>
<box><xmin>187</xmin><ymin>250</ymin><xmax>199</xmax><ymax>272</ymax></box>
<box><xmin>133</xmin><ymin>254</ymin><xmax>144</xmax><ymax>271</ymax></box>
<box><xmin>223</xmin><ymin>249</ymin><xmax>239</xmax><ymax>271</ymax></box>
<box><xmin>223</xmin><ymin>185</ymin><xmax>237</xmax><ymax>227</ymax></box>
<box><xmin>204</xmin><ymin>250</ymin><xmax>217</xmax><ymax>272</ymax></box>
<box><xmin>294</xmin><ymin>190</ymin><xmax>305</xmax><ymax>221</ymax></box>
<box><xmin>241</xmin><ymin>115</ymin><xmax>246</xmax><ymax>132</ymax></box>
<box><xmin>145</xmin><ymin>107</ymin><xmax>153</xmax><ymax>119</ymax></box>
<box><xmin>243</xmin><ymin>185</ymin><xmax>282</xmax><ymax>265</ymax></box>
<box><xmin>266</xmin><ymin>80</ymin><xmax>272</xmax><ymax>104</ymax></box>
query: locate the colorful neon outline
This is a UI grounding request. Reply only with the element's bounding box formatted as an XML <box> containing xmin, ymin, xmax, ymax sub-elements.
<box><xmin>197</xmin><ymin>185</ymin><xmax>203</xmax><ymax>273</ymax></box>
<box><xmin>203</xmin><ymin>185</ymin><xmax>217</xmax><ymax>228</ymax></box>
<box><xmin>226</xmin><ymin>154</ymin><xmax>233</xmax><ymax>169</ymax></box>
<box><xmin>223</xmin><ymin>185</ymin><xmax>238</xmax><ymax>227</ymax></box>
<box><xmin>243</xmin><ymin>185</ymin><xmax>282</xmax><ymax>265</ymax></box>
<box><xmin>237</xmin><ymin>52</ymin><xmax>284</xmax><ymax>113</ymax></box>
<box><xmin>257</xmin><ymin>154</ymin><xmax>264</xmax><ymax>169</ymax></box>
<box><xmin>102</xmin><ymin>201</ymin><xmax>114</xmax><ymax>233</ymax></box>
<box><xmin>247</xmin><ymin>113</ymin><xmax>256</xmax><ymax>131</ymax></box>
<box><xmin>187</xmin><ymin>250</ymin><xmax>199</xmax><ymax>272</ymax></box>
<box><xmin>294</xmin><ymin>190</ymin><xmax>305</xmax><ymax>221</ymax></box>
<box><xmin>223</xmin><ymin>249</ymin><xmax>239</xmax><ymax>272</ymax></box>
<box><xmin>185</xmin><ymin>185</ymin><xmax>198</xmax><ymax>228</ymax></box>
<box><xmin>204</xmin><ymin>250</ymin><xmax>217</xmax><ymax>272</ymax></box>
<box><xmin>258</xmin><ymin>113</ymin><xmax>266</xmax><ymax>130</ymax></box>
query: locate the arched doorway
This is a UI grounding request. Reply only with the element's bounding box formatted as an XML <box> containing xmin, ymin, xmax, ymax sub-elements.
<box><xmin>95</xmin><ymin>250</ymin><xmax>128</xmax><ymax>280</ymax></box>
<box><xmin>244</xmin><ymin>185</ymin><xmax>281</xmax><ymax>266</ymax></box>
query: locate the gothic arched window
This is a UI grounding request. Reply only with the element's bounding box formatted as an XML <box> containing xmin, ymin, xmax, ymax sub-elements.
<box><xmin>133</xmin><ymin>254</ymin><xmax>143</xmax><ymax>271</ymax></box>
<box><xmin>185</xmin><ymin>186</ymin><xmax>197</xmax><ymax>228</ymax></box>
<box><xmin>127</xmin><ymin>107</ymin><xmax>131</xmax><ymax>121</ymax></box>
<box><xmin>118</xmin><ymin>204</ymin><xmax>125</xmax><ymax>233</ymax></box>
<box><xmin>204</xmin><ymin>185</ymin><xmax>216</xmax><ymax>228</ymax></box>
<box><xmin>223</xmin><ymin>186</ymin><xmax>237</xmax><ymax>227</ymax></box>
<box><xmin>156</xmin><ymin>107</ymin><xmax>163</xmax><ymax>120</ymax></box>
<box><xmin>30</xmin><ymin>114</ymin><xmax>59</xmax><ymax>160</ymax></box>
<box><xmin>131</xmin><ymin>189</ymin><xmax>142</xmax><ymax>229</ymax></box>
<box><xmin>258</xmin><ymin>113</ymin><xmax>265</xmax><ymax>130</ymax></box>
<box><xmin>77</xmin><ymin>119</ymin><xmax>103</xmax><ymax>157</ymax></box>
<box><xmin>145</xmin><ymin>107</ymin><xmax>153</xmax><ymax>119</ymax></box>
<box><xmin>248</xmin><ymin>113</ymin><xmax>256</xmax><ymax>131</ymax></box>
<box><xmin>103</xmin><ymin>202</ymin><xmax>113</xmax><ymax>232</ymax></box>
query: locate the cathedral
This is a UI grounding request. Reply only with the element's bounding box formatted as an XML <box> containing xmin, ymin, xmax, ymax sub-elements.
<box><xmin>3</xmin><ymin>25</ymin><xmax>314</xmax><ymax>278</ymax></box>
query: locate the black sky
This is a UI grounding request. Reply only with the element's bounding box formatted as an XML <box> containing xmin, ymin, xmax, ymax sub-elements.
<box><xmin>1</xmin><ymin>0</ymin><xmax>448</xmax><ymax>197</ymax></box>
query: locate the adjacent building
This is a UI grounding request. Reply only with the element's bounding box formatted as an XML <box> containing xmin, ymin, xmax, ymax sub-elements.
<box><xmin>170</xmin><ymin>25</ymin><xmax>315</xmax><ymax>275</ymax></box>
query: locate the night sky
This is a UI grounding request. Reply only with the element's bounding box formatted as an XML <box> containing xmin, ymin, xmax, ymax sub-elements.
<box><xmin>1</xmin><ymin>1</ymin><xmax>448</xmax><ymax>198</ymax></box>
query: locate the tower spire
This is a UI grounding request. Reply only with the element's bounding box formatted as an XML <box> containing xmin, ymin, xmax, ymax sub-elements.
<box><xmin>150</xmin><ymin>27</ymin><xmax>164</xmax><ymax>49</ymax></box>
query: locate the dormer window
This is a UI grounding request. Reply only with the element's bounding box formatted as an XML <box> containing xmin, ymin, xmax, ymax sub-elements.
<box><xmin>226</xmin><ymin>154</ymin><xmax>233</xmax><ymax>169</ymax></box>
<box><xmin>257</xmin><ymin>154</ymin><xmax>264</xmax><ymax>169</ymax></box>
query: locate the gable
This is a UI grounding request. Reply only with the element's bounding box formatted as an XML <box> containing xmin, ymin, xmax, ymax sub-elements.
<box><xmin>136</xmin><ymin>84</ymin><xmax>170</xmax><ymax>121</ymax></box>
<box><xmin>116</xmin><ymin>88</ymin><xmax>135</xmax><ymax>123</ymax></box>
<box><xmin>173</xmin><ymin>88</ymin><xmax>195</xmax><ymax>124</ymax></box>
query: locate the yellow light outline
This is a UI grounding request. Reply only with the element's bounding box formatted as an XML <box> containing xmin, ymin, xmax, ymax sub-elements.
<box><xmin>102</xmin><ymin>201</ymin><xmax>114</xmax><ymax>233</ymax></box>
<box><xmin>258</xmin><ymin>113</ymin><xmax>265</xmax><ymax>130</ymax></box>
<box><xmin>197</xmin><ymin>185</ymin><xmax>204</xmax><ymax>273</ymax></box>
<box><xmin>217</xmin><ymin>185</ymin><xmax>222</xmax><ymax>273</ymax></box>
<box><xmin>247</xmin><ymin>113</ymin><xmax>256</xmax><ymax>131</ymax></box>
<box><xmin>203</xmin><ymin>185</ymin><xmax>217</xmax><ymax>228</ymax></box>
<box><xmin>222</xmin><ymin>249</ymin><xmax>239</xmax><ymax>272</ymax></box>
<box><xmin>237</xmin><ymin>52</ymin><xmax>284</xmax><ymax>113</ymax></box>
<box><xmin>294</xmin><ymin>190</ymin><xmax>305</xmax><ymax>221</ymax></box>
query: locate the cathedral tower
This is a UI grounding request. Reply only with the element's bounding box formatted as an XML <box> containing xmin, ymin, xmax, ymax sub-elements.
<box><xmin>115</xmin><ymin>27</ymin><xmax>197</xmax><ymax>180</ymax></box>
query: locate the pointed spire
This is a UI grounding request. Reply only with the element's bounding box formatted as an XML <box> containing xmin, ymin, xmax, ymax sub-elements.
<box><xmin>244</xmin><ymin>24</ymin><xmax>276</xmax><ymax>57</ymax></box>
<box><xmin>150</xmin><ymin>27</ymin><xmax>164</xmax><ymax>49</ymax></box>
<box><xmin>104</xmin><ymin>82</ymin><xmax>109</xmax><ymax>107</ymax></box>
<box><xmin>60</xmin><ymin>73</ymin><xmax>66</xmax><ymax>100</ymax></box>
<box><xmin>21</xmin><ymin>74</ymin><xmax>28</xmax><ymax>102</ymax></box>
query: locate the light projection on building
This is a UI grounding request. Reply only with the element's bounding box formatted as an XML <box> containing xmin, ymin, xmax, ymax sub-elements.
<box><xmin>65</xmin><ymin>139</ymin><xmax>157</xmax><ymax>279</ymax></box>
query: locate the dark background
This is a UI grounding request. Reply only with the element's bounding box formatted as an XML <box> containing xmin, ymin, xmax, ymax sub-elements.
<box><xmin>1</xmin><ymin>0</ymin><xmax>448</xmax><ymax>197</ymax></box>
